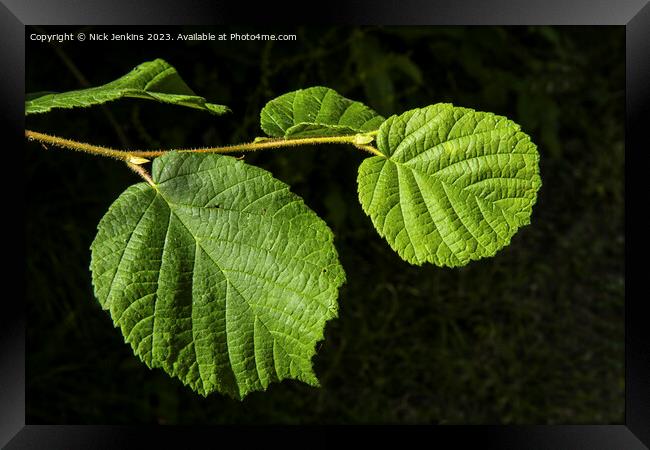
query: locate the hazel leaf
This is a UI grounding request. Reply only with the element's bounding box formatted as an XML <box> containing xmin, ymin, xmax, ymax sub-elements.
<box><xmin>90</xmin><ymin>152</ymin><xmax>345</xmax><ymax>399</ymax></box>
<box><xmin>357</xmin><ymin>104</ymin><xmax>541</xmax><ymax>267</ymax></box>
<box><xmin>26</xmin><ymin>59</ymin><xmax>230</xmax><ymax>115</ymax></box>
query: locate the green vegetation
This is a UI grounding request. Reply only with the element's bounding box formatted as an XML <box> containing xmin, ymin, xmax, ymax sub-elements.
<box><xmin>27</xmin><ymin>59</ymin><xmax>540</xmax><ymax>398</ymax></box>
<box><xmin>91</xmin><ymin>153</ymin><xmax>345</xmax><ymax>399</ymax></box>
<box><xmin>25</xmin><ymin>26</ymin><xmax>624</xmax><ymax>424</ymax></box>
<box><xmin>359</xmin><ymin>104</ymin><xmax>540</xmax><ymax>267</ymax></box>
<box><xmin>26</xmin><ymin>58</ymin><xmax>229</xmax><ymax>115</ymax></box>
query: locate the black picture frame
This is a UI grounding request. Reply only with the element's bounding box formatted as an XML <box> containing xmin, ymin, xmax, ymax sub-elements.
<box><xmin>2</xmin><ymin>1</ymin><xmax>647</xmax><ymax>448</ymax></box>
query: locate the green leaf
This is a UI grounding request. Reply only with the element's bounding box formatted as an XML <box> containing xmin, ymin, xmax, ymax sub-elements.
<box><xmin>26</xmin><ymin>59</ymin><xmax>230</xmax><ymax>116</ymax></box>
<box><xmin>357</xmin><ymin>104</ymin><xmax>541</xmax><ymax>267</ymax></box>
<box><xmin>90</xmin><ymin>152</ymin><xmax>345</xmax><ymax>399</ymax></box>
<box><xmin>260</xmin><ymin>86</ymin><xmax>384</xmax><ymax>138</ymax></box>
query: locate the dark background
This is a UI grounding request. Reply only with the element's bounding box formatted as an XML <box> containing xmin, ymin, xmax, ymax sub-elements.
<box><xmin>25</xmin><ymin>25</ymin><xmax>625</xmax><ymax>425</ymax></box>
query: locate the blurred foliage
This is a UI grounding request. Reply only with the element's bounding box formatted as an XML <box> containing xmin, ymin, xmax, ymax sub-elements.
<box><xmin>25</xmin><ymin>25</ymin><xmax>624</xmax><ymax>424</ymax></box>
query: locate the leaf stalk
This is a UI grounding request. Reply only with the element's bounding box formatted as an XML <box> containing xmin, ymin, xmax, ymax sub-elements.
<box><xmin>25</xmin><ymin>129</ymin><xmax>384</xmax><ymax>161</ymax></box>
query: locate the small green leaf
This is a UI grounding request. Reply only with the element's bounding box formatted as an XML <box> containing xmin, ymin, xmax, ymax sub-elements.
<box><xmin>357</xmin><ymin>104</ymin><xmax>541</xmax><ymax>267</ymax></box>
<box><xmin>90</xmin><ymin>152</ymin><xmax>345</xmax><ymax>399</ymax></box>
<box><xmin>260</xmin><ymin>86</ymin><xmax>384</xmax><ymax>138</ymax></box>
<box><xmin>128</xmin><ymin>156</ymin><xmax>150</xmax><ymax>165</ymax></box>
<box><xmin>26</xmin><ymin>59</ymin><xmax>230</xmax><ymax>116</ymax></box>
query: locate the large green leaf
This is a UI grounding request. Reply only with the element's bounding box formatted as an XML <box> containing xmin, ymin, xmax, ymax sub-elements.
<box><xmin>260</xmin><ymin>86</ymin><xmax>384</xmax><ymax>138</ymax></box>
<box><xmin>357</xmin><ymin>104</ymin><xmax>541</xmax><ymax>267</ymax></box>
<box><xmin>90</xmin><ymin>152</ymin><xmax>345</xmax><ymax>399</ymax></box>
<box><xmin>26</xmin><ymin>59</ymin><xmax>229</xmax><ymax>115</ymax></box>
